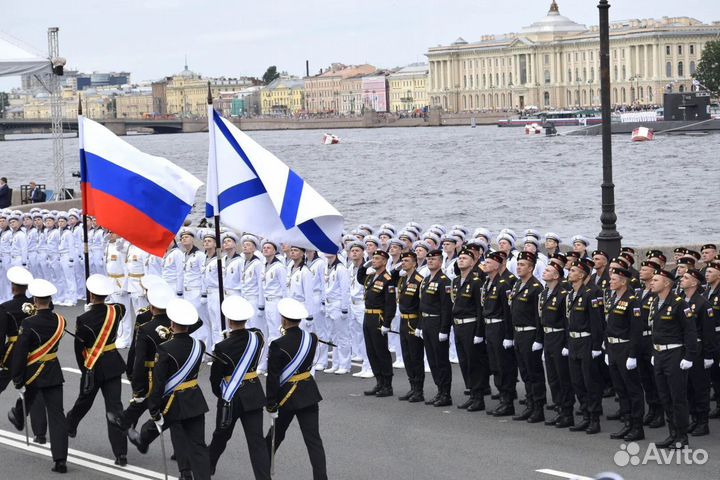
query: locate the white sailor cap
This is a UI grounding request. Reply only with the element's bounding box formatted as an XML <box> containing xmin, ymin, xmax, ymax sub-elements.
<box><xmin>406</xmin><ymin>221</ymin><xmax>423</xmax><ymax>232</ymax></box>
<box><xmin>167</xmin><ymin>298</ymin><xmax>198</xmax><ymax>325</ymax></box>
<box><xmin>43</xmin><ymin>213</ymin><xmax>56</xmax><ymax>221</ymax></box>
<box><xmin>496</xmin><ymin>232</ymin><xmax>516</xmax><ymax>248</ymax></box>
<box><xmin>8</xmin><ymin>212</ymin><xmax>21</xmax><ymax>222</ymax></box>
<box><xmin>571</xmin><ymin>234</ymin><xmax>590</xmax><ymax>247</ymax></box>
<box><xmin>544</xmin><ymin>232</ymin><xmax>562</xmax><ymax>243</ymax></box>
<box><xmin>377</xmin><ymin>228</ymin><xmax>394</xmax><ymax>239</ymax></box>
<box><xmin>523</xmin><ymin>229</ymin><xmax>541</xmax><ymax>240</ymax></box>
<box><xmin>379</xmin><ymin>223</ymin><xmax>396</xmax><ymax>235</ymax></box>
<box><xmin>7</xmin><ymin>266</ymin><xmax>33</xmax><ymax>286</ymax></box>
<box><xmin>348</xmin><ymin>240</ymin><xmax>366</xmax><ymax>251</ymax></box>
<box><xmin>422</xmin><ymin>232</ymin><xmax>441</xmax><ymax>245</ymax></box>
<box><xmin>147</xmin><ymin>284</ymin><xmax>175</xmax><ymax>309</ymax></box>
<box><xmin>32</xmin><ymin>211</ymin><xmax>44</xmax><ymax>219</ymax></box>
<box><xmin>427</xmin><ymin>227</ymin><xmax>444</xmax><ymax>239</ymax></box>
<box><xmin>357</xmin><ymin>224</ymin><xmax>374</xmax><ymax>234</ymax></box>
<box><xmin>388</xmin><ymin>238</ymin><xmax>404</xmax><ymax>249</ymax></box>
<box><xmin>178</xmin><ymin>227</ymin><xmax>195</xmax><ymax>238</ymax></box>
<box><xmin>451</xmin><ymin>225</ymin><xmax>469</xmax><ymax>236</ymax></box>
<box><xmin>202</xmin><ymin>230</ymin><xmax>216</xmax><ymax>241</ymax></box>
<box><xmin>241</xmin><ymin>234</ymin><xmax>259</xmax><ymax>247</ymax></box>
<box><xmin>261</xmin><ymin>238</ymin><xmax>279</xmax><ymax>251</ymax></box>
<box><xmin>364</xmin><ymin>235</ymin><xmax>380</xmax><ymax>246</ymax></box>
<box><xmin>221</xmin><ymin>231</ymin><xmax>239</xmax><ymax>243</ymax></box>
<box><xmin>473</xmin><ymin>227</ymin><xmax>492</xmax><ymax>241</ymax></box>
<box><xmin>22</xmin><ymin>211</ymin><xmax>32</xmax><ymax>219</ymax></box>
<box><xmin>222</xmin><ymin>295</ymin><xmax>255</xmax><ymax>322</ymax></box>
<box><xmin>86</xmin><ymin>274</ymin><xmax>115</xmax><ymax>296</ymax></box>
<box><xmin>56</xmin><ymin>211</ymin><xmax>69</xmax><ymax>220</ymax></box>
<box><xmin>523</xmin><ymin>236</ymin><xmax>540</xmax><ymax>248</ymax></box>
<box><xmin>441</xmin><ymin>234</ymin><xmax>460</xmax><ymax>244</ymax></box>
<box><xmin>140</xmin><ymin>274</ymin><xmax>165</xmax><ymax>290</ymax></box>
<box><xmin>448</xmin><ymin>229</ymin><xmax>466</xmax><ymax>241</ymax></box>
<box><xmin>405</xmin><ymin>225</ymin><xmax>422</xmax><ymax>237</ymax></box>
<box><xmin>40</xmin><ymin>209</ymin><xmax>50</xmax><ymax>215</ymax></box>
<box><xmin>398</xmin><ymin>230</ymin><xmax>417</xmax><ymax>242</ymax></box>
<box><xmin>29</xmin><ymin>207</ymin><xmax>40</xmax><ymax>213</ymax></box>
<box><xmin>499</xmin><ymin>228</ymin><xmax>517</xmax><ymax>241</ymax></box>
<box><xmin>67</xmin><ymin>210</ymin><xmax>80</xmax><ymax>219</ymax></box>
<box><xmin>429</xmin><ymin>224</ymin><xmax>447</xmax><ymax>234</ymax></box>
<box><xmin>413</xmin><ymin>240</ymin><xmax>432</xmax><ymax>252</ymax></box>
<box><xmin>28</xmin><ymin>278</ymin><xmax>57</xmax><ymax>298</ymax></box>
<box><xmin>342</xmin><ymin>234</ymin><xmax>356</xmax><ymax>244</ymax></box>
<box><xmin>0</xmin><ymin>211</ymin><xmax>7</xmax><ymax>219</ymax></box>
<box><xmin>277</xmin><ymin>298</ymin><xmax>309</xmax><ymax>321</ymax></box>
<box><xmin>469</xmin><ymin>238</ymin><xmax>489</xmax><ymax>252</ymax></box>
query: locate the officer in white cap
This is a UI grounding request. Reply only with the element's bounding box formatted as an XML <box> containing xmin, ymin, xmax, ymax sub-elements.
<box><xmin>239</xmin><ymin>235</ymin><xmax>265</xmax><ymax>346</ymax></box>
<box><xmin>66</xmin><ymin>274</ymin><xmax>128</xmax><ymax>465</ymax></box>
<box><xmin>208</xmin><ymin>296</ymin><xmax>270</xmax><ymax>478</ymax></box>
<box><xmin>8</xmin><ymin>278</ymin><xmax>69</xmax><ymax>473</ymax></box>
<box><xmin>265</xmin><ymin>298</ymin><xmax>327</xmax><ymax>480</ymax></box>
<box><xmin>128</xmin><ymin>298</ymin><xmax>211</xmax><ymax>480</ymax></box>
<box><xmin>259</xmin><ymin>239</ymin><xmax>288</xmax><ymax>374</ymax></box>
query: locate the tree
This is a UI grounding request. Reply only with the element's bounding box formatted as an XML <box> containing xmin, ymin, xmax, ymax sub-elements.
<box><xmin>262</xmin><ymin>66</ymin><xmax>280</xmax><ymax>85</ymax></box>
<box><xmin>694</xmin><ymin>40</ymin><xmax>720</xmax><ymax>96</ymax></box>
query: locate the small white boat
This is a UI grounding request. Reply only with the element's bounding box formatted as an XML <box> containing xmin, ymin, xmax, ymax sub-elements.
<box><xmin>322</xmin><ymin>133</ymin><xmax>340</xmax><ymax>145</ymax></box>
<box><xmin>525</xmin><ymin>123</ymin><xmax>543</xmax><ymax>135</ymax></box>
<box><xmin>631</xmin><ymin>127</ymin><xmax>654</xmax><ymax>142</ymax></box>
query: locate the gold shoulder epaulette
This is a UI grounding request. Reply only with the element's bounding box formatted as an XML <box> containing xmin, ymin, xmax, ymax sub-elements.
<box><xmin>383</xmin><ymin>273</ymin><xmax>391</xmax><ymax>280</ymax></box>
<box><xmin>675</xmin><ymin>296</ymin><xmax>682</xmax><ymax>302</ymax></box>
<box><xmin>533</xmin><ymin>283</ymin><xmax>540</xmax><ymax>288</ymax></box>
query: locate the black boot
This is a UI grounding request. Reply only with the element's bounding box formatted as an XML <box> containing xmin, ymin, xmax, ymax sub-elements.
<box><xmin>656</xmin><ymin>423</ymin><xmax>677</xmax><ymax>449</ymax></box>
<box><xmin>376</xmin><ymin>376</ymin><xmax>393</xmax><ymax>397</ymax></box>
<box><xmin>434</xmin><ymin>390</ymin><xmax>452</xmax><ymax>407</ymax></box>
<box><xmin>457</xmin><ymin>398</ymin><xmax>473</xmax><ymax>409</ymax></box>
<box><xmin>569</xmin><ymin>415</ymin><xmax>590</xmax><ymax>432</ymax></box>
<box><xmin>545</xmin><ymin>409</ymin><xmax>562</xmax><ymax>426</ymax></box>
<box><xmin>527</xmin><ymin>402</ymin><xmax>545</xmax><ymax>424</ymax></box>
<box><xmin>555</xmin><ymin>412</ymin><xmax>575</xmax><ymax>428</ymax></box>
<box><xmin>127</xmin><ymin>428</ymin><xmax>148</xmax><ymax>454</ymax></box>
<box><xmin>408</xmin><ymin>383</ymin><xmax>425</xmax><ymax>403</ymax></box>
<box><xmin>545</xmin><ymin>403</ymin><xmax>557</xmax><ymax>411</ymax></box>
<box><xmin>624</xmin><ymin>419</ymin><xmax>645</xmax><ymax>441</ymax></box>
<box><xmin>51</xmin><ymin>460</ymin><xmax>67</xmax><ymax>474</ymax></box>
<box><xmin>364</xmin><ymin>378</ymin><xmax>382</xmax><ymax>396</ymax></box>
<box><xmin>643</xmin><ymin>405</ymin><xmax>656</xmax><ymax>426</ymax></box>
<box><xmin>688</xmin><ymin>414</ymin><xmax>698</xmax><ymax>433</ymax></box>
<box><xmin>398</xmin><ymin>385</ymin><xmax>414</xmax><ymax>401</ymax></box>
<box><xmin>512</xmin><ymin>402</ymin><xmax>533</xmax><ymax>421</ymax></box>
<box><xmin>493</xmin><ymin>398</ymin><xmax>515</xmax><ymax>417</ymax></box>
<box><xmin>585</xmin><ymin>415</ymin><xmax>601</xmax><ymax>434</ymax></box>
<box><xmin>671</xmin><ymin>431</ymin><xmax>689</xmax><ymax>449</ymax></box>
<box><xmin>425</xmin><ymin>391</ymin><xmax>440</xmax><ymax>405</ymax></box>
<box><xmin>467</xmin><ymin>396</ymin><xmax>485</xmax><ymax>412</ymax></box>
<box><xmin>690</xmin><ymin>413</ymin><xmax>709</xmax><ymax>437</ymax></box>
<box><xmin>7</xmin><ymin>407</ymin><xmax>24</xmax><ymax>431</ymax></box>
<box><xmin>610</xmin><ymin>417</ymin><xmax>632</xmax><ymax>439</ymax></box>
<box><xmin>648</xmin><ymin>408</ymin><xmax>666</xmax><ymax>428</ymax></box>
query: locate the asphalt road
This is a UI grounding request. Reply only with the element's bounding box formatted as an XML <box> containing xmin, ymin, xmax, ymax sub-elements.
<box><xmin>0</xmin><ymin>304</ymin><xmax>717</xmax><ymax>479</ymax></box>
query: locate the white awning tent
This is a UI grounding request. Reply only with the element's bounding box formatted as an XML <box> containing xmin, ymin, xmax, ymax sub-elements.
<box><xmin>0</xmin><ymin>31</ymin><xmax>50</xmax><ymax>76</ymax></box>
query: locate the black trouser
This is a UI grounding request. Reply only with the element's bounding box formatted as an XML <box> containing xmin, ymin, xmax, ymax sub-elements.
<box><xmin>568</xmin><ymin>337</ymin><xmax>603</xmax><ymax>416</ymax></box>
<box><xmin>16</xmin><ymin>384</ymin><xmax>68</xmax><ymax>462</ymax></box>
<box><xmin>654</xmin><ymin>348</ymin><xmax>689</xmax><ymax>432</ymax></box>
<box><xmin>399</xmin><ymin>316</ymin><xmax>425</xmax><ymax>390</ymax></box>
<box><xmin>139</xmin><ymin>417</ymin><xmax>193</xmax><ymax>474</ymax></box>
<box><xmin>638</xmin><ymin>337</ymin><xmax>661</xmax><ymax>409</ymax></box>
<box><xmin>608</xmin><ymin>342</ymin><xmax>645</xmax><ymax>422</ymax></box>
<box><xmin>485</xmin><ymin>321</ymin><xmax>517</xmax><ymax>402</ymax></box>
<box><xmin>514</xmin><ymin>330</ymin><xmax>546</xmax><ymax>406</ymax></box>
<box><xmin>120</xmin><ymin>397</ymin><xmax>148</xmax><ymax>429</ymax></box>
<box><xmin>1</xmin><ymin>371</ymin><xmax>47</xmax><ymax>437</ymax></box>
<box><xmin>66</xmin><ymin>374</ymin><xmax>127</xmax><ymax>458</ymax></box>
<box><xmin>209</xmin><ymin>400</ymin><xmax>270</xmax><ymax>479</ymax></box>
<box><xmin>265</xmin><ymin>404</ymin><xmax>327</xmax><ymax>480</ymax></box>
<box><xmin>453</xmin><ymin>321</ymin><xmax>489</xmax><ymax>399</ymax></box>
<box><xmin>711</xmin><ymin>357</ymin><xmax>720</xmax><ymax>405</ymax></box>
<box><xmin>543</xmin><ymin>331</ymin><xmax>573</xmax><ymax>414</ymax></box>
<box><xmin>421</xmin><ymin>317</ymin><xmax>451</xmax><ymax>393</ymax></box>
<box><xmin>362</xmin><ymin>313</ymin><xmax>393</xmax><ymax>379</ymax></box>
<box><xmin>687</xmin><ymin>351</ymin><xmax>710</xmax><ymax>417</ymax></box>
<box><xmin>139</xmin><ymin>414</ymin><xmax>209</xmax><ymax>479</ymax></box>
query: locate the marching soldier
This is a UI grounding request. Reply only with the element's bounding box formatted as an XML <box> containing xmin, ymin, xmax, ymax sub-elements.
<box><xmin>66</xmin><ymin>274</ymin><xmax>128</xmax><ymax>465</ymax></box>
<box><xmin>8</xmin><ymin>279</ymin><xmax>69</xmax><ymax>473</ymax></box>
<box><xmin>209</xmin><ymin>296</ymin><xmax>270</xmax><ymax>479</ymax></box>
<box><xmin>265</xmin><ymin>298</ymin><xmax>327</xmax><ymax>480</ymax></box>
<box><xmin>396</xmin><ymin>251</ymin><xmax>426</xmax><ymax>403</ymax></box>
<box><xmin>649</xmin><ymin>269</ymin><xmax>697</xmax><ymax>449</ymax></box>
<box><xmin>418</xmin><ymin>249</ymin><xmax>453</xmax><ymax>406</ymax></box>
<box><xmin>128</xmin><ymin>298</ymin><xmax>211</xmax><ymax>480</ymax></box>
<box><xmin>358</xmin><ymin>250</ymin><xmax>397</xmax><ymax>397</ymax></box>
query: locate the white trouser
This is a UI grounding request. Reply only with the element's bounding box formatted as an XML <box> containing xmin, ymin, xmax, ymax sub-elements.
<box><xmin>258</xmin><ymin>297</ymin><xmax>281</xmax><ymax>372</ymax></box>
<box><xmin>303</xmin><ymin>293</ymin><xmax>327</xmax><ymax>367</ymax></box>
<box><xmin>205</xmin><ymin>289</ymin><xmax>222</xmax><ymax>353</ymax></box>
<box><xmin>325</xmin><ymin>300</ymin><xmax>351</xmax><ymax>371</ymax></box>
<box><xmin>27</xmin><ymin>253</ymin><xmax>40</xmax><ymax>279</ymax></box>
<box><xmin>389</xmin><ymin>311</ymin><xmax>403</xmax><ymax>363</ymax></box>
<box><xmin>108</xmin><ymin>290</ymin><xmax>133</xmax><ymax>346</ymax></box>
<box><xmin>90</xmin><ymin>250</ymin><xmax>104</xmax><ymax>275</ymax></box>
<box><xmin>350</xmin><ymin>301</ymin><xmax>370</xmax><ymax>372</ymax></box>
<box><xmin>74</xmin><ymin>255</ymin><xmax>85</xmax><ymax>299</ymax></box>
<box><xmin>37</xmin><ymin>253</ymin><xmax>51</xmax><ymax>280</ymax></box>
<box><xmin>449</xmin><ymin>325</ymin><xmax>459</xmax><ymax>362</ymax></box>
<box><xmin>0</xmin><ymin>259</ymin><xmax>9</xmax><ymax>302</ymax></box>
<box><xmin>184</xmin><ymin>288</ymin><xmax>208</xmax><ymax>347</ymax></box>
<box><xmin>59</xmin><ymin>254</ymin><xmax>77</xmax><ymax>304</ymax></box>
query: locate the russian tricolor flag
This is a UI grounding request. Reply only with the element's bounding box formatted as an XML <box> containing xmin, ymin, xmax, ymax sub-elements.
<box><xmin>79</xmin><ymin>117</ymin><xmax>202</xmax><ymax>256</ymax></box>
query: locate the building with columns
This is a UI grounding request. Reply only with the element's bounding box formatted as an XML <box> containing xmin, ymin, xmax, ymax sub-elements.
<box><xmin>426</xmin><ymin>1</ymin><xmax>720</xmax><ymax>112</ymax></box>
<box><xmin>388</xmin><ymin>63</ymin><xmax>429</xmax><ymax>112</ymax></box>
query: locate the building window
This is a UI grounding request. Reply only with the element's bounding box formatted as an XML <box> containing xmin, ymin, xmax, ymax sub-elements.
<box><xmin>690</xmin><ymin>61</ymin><xmax>696</xmax><ymax>75</ymax></box>
<box><xmin>621</xmin><ymin>87</ymin><xmax>626</xmax><ymax>103</ymax></box>
<box><xmin>568</xmin><ymin>69</ymin><xmax>572</xmax><ymax>83</ymax></box>
<box><xmin>544</xmin><ymin>91</ymin><xmax>550</xmax><ymax>106</ymax></box>
<box><xmin>622</xmin><ymin>65</ymin><xmax>626</xmax><ymax>80</ymax></box>
<box><xmin>544</xmin><ymin>70</ymin><xmax>551</xmax><ymax>84</ymax></box>
<box><xmin>613</xmin><ymin>66</ymin><xmax>618</xmax><ymax>81</ymax></box>
<box><xmin>666</xmin><ymin>45</ymin><xmax>671</xmax><ymax>55</ymax></box>
<box><xmin>678</xmin><ymin>61</ymin><xmax>684</xmax><ymax>77</ymax></box>
<box><xmin>679</xmin><ymin>85</ymin><xmax>685</xmax><ymax>93</ymax></box>
<box><xmin>648</xmin><ymin>86</ymin><xmax>653</xmax><ymax>102</ymax></box>
<box><xmin>666</xmin><ymin>62</ymin><xmax>672</xmax><ymax>78</ymax></box>
<box><xmin>590</xmin><ymin>51</ymin><xmax>594</xmax><ymax>61</ymax></box>
<box><xmin>690</xmin><ymin>45</ymin><xmax>695</xmax><ymax>55</ymax></box>
<box><xmin>678</xmin><ymin>45</ymin><xmax>683</xmax><ymax>55</ymax></box>
<box><xmin>590</xmin><ymin>67</ymin><xmax>595</xmax><ymax>83</ymax></box>
<box><xmin>544</xmin><ymin>54</ymin><xmax>550</xmax><ymax>65</ymax></box>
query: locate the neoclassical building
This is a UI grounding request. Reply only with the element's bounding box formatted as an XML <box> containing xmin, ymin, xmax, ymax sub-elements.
<box><xmin>426</xmin><ymin>1</ymin><xmax>720</xmax><ymax>112</ymax></box>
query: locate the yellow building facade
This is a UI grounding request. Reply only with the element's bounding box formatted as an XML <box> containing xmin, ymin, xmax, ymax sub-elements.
<box><xmin>260</xmin><ymin>77</ymin><xmax>305</xmax><ymax>115</ymax></box>
<box><xmin>164</xmin><ymin>65</ymin><xmax>255</xmax><ymax>117</ymax></box>
<box><xmin>426</xmin><ymin>2</ymin><xmax>720</xmax><ymax>112</ymax></box>
<box><xmin>388</xmin><ymin>63</ymin><xmax>429</xmax><ymax>112</ymax></box>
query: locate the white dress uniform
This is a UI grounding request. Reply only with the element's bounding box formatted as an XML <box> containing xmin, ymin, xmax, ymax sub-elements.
<box><xmin>259</xmin><ymin>256</ymin><xmax>287</xmax><ymax>372</ymax></box>
<box><xmin>36</xmin><ymin>227</ymin><xmax>49</xmax><ymax>280</ymax></box>
<box><xmin>200</xmin><ymin>252</ymin><xmax>222</xmax><ymax>353</ymax></box>
<box><xmin>347</xmin><ymin>260</ymin><xmax>372</xmax><ymax>375</ymax></box>
<box><xmin>105</xmin><ymin>239</ymin><xmax>131</xmax><ymax>322</ymax></box>
<box><xmin>58</xmin><ymin>227</ymin><xmax>78</xmax><ymax>305</ymax></box>
<box><xmin>287</xmin><ymin>262</ymin><xmax>314</xmax><ymax>332</ymax></box>
<box><xmin>324</xmin><ymin>257</ymin><xmax>351</xmax><ymax>373</ymax></box>
<box><xmin>240</xmin><ymin>254</ymin><xmax>265</xmax><ymax>334</ymax></box>
<box><xmin>222</xmin><ymin>253</ymin><xmax>243</xmax><ymax>296</ymax></box>
<box><xmin>441</xmin><ymin>252</ymin><xmax>460</xmax><ymax>364</ymax></box>
<box><xmin>183</xmin><ymin>246</ymin><xmax>206</xmax><ymax>346</ymax></box>
<box><xmin>25</xmin><ymin>226</ymin><xmax>40</xmax><ymax>279</ymax></box>
<box><xmin>72</xmin><ymin>223</ymin><xmax>85</xmax><ymax>298</ymax></box>
<box><xmin>119</xmin><ymin>243</ymin><xmax>149</xmax><ymax>347</ymax></box>
<box><xmin>161</xmin><ymin>246</ymin><xmax>185</xmax><ymax>296</ymax></box>
<box><xmin>0</xmin><ymin>227</ymin><xmax>12</xmax><ymax>301</ymax></box>
<box><xmin>386</xmin><ymin>259</ymin><xmax>404</xmax><ymax>367</ymax></box>
<box><xmin>307</xmin><ymin>256</ymin><xmax>328</xmax><ymax>368</ymax></box>
<box><xmin>10</xmin><ymin>228</ymin><xmax>28</xmax><ymax>267</ymax></box>
<box><xmin>89</xmin><ymin>227</ymin><xmax>107</xmax><ymax>275</ymax></box>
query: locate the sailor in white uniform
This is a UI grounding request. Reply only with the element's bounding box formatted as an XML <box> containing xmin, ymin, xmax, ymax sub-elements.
<box><xmin>32</xmin><ymin>212</ymin><xmax>47</xmax><ymax>279</ymax></box>
<box><xmin>57</xmin><ymin>211</ymin><xmax>78</xmax><ymax>306</ymax></box>
<box><xmin>258</xmin><ymin>239</ymin><xmax>286</xmax><ymax>373</ymax></box>
<box><xmin>180</xmin><ymin>228</ymin><xmax>206</xmax><ymax>344</ymax></box>
<box><xmin>68</xmin><ymin>210</ymin><xmax>86</xmax><ymax>300</ymax></box>
<box><xmin>89</xmin><ymin>218</ymin><xmax>107</xmax><ymax>275</ymax></box>
<box><xmin>323</xmin><ymin>251</ymin><xmax>351</xmax><ymax>374</ymax></box>
<box><xmin>221</xmin><ymin>232</ymin><xmax>242</xmax><ymax>297</ymax></box>
<box><xmin>239</xmin><ymin>234</ymin><xmax>265</xmax><ymax>336</ymax></box>
<box><xmin>200</xmin><ymin>231</ymin><xmax>222</xmax><ymax>353</ymax></box>
<box><xmin>161</xmin><ymin>239</ymin><xmax>184</xmax><ymax>297</ymax></box>
<box><xmin>0</xmin><ymin>211</ymin><xmax>13</xmax><ymax>301</ymax></box>
<box><xmin>305</xmin><ymin>250</ymin><xmax>328</xmax><ymax>369</ymax></box>
<box><xmin>286</xmin><ymin>246</ymin><xmax>315</xmax><ymax>330</ymax></box>
<box><xmin>347</xmin><ymin>240</ymin><xmax>373</xmax><ymax>377</ymax></box>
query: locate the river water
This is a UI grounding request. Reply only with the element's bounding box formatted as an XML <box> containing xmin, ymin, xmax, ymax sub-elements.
<box><xmin>1</xmin><ymin>125</ymin><xmax>718</xmax><ymax>246</ymax></box>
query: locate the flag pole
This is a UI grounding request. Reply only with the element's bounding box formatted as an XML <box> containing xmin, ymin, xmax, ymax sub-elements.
<box><xmin>208</xmin><ymin>83</ymin><xmax>226</xmax><ymax>331</ymax></box>
<box><xmin>78</xmin><ymin>95</ymin><xmax>91</xmax><ymax>304</ymax></box>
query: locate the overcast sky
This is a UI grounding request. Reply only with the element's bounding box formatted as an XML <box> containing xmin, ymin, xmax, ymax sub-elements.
<box><xmin>2</xmin><ymin>0</ymin><xmax>719</xmax><ymax>90</ymax></box>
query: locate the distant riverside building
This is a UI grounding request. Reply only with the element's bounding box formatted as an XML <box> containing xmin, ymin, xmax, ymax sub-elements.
<box><xmin>21</xmin><ymin>70</ymin><xmax>130</xmax><ymax>93</ymax></box>
<box><xmin>388</xmin><ymin>63</ymin><xmax>429</xmax><ymax>112</ymax></box>
<box><xmin>426</xmin><ymin>1</ymin><xmax>720</xmax><ymax>111</ymax></box>
<box><xmin>305</xmin><ymin>64</ymin><xmax>377</xmax><ymax>113</ymax></box>
<box><xmin>260</xmin><ymin>77</ymin><xmax>305</xmax><ymax>115</ymax></box>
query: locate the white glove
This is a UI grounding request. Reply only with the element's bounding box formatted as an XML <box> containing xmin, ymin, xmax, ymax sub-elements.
<box><xmin>502</xmin><ymin>339</ymin><xmax>514</xmax><ymax>349</ymax></box>
<box><xmin>651</xmin><ymin>355</ymin><xmax>654</xmax><ymax>366</ymax></box>
<box><xmin>438</xmin><ymin>333</ymin><xmax>449</xmax><ymax>342</ymax></box>
<box><xmin>531</xmin><ymin>342</ymin><xmax>543</xmax><ymax>352</ymax></box>
<box><xmin>604</xmin><ymin>354</ymin><xmax>609</xmax><ymax>366</ymax></box>
<box><xmin>268</xmin><ymin>410</ymin><xmax>279</xmax><ymax>420</ymax></box>
<box><xmin>200</xmin><ymin>295</ymin><xmax>208</xmax><ymax>305</ymax></box>
<box><xmin>366</xmin><ymin>267</ymin><xmax>376</xmax><ymax>275</ymax></box>
<box><xmin>399</xmin><ymin>270</ymin><xmax>407</xmax><ymax>277</ymax></box>
<box><xmin>414</xmin><ymin>329</ymin><xmax>423</xmax><ymax>339</ymax></box>
<box><xmin>591</xmin><ymin>350</ymin><xmax>602</xmax><ymax>359</ymax></box>
<box><xmin>626</xmin><ymin>357</ymin><xmax>637</xmax><ymax>370</ymax></box>
<box><xmin>679</xmin><ymin>359</ymin><xmax>693</xmax><ymax>370</ymax></box>
<box><xmin>541</xmin><ymin>352</ymin><xmax>545</xmax><ymax>362</ymax></box>
<box><xmin>153</xmin><ymin>415</ymin><xmax>164</xmax><ymax>431</ymax></box>
<box><xmin>704</xmin><ymin>359</ymin><xmax>714</xmax><ymax>369</ymax></box>
<box><xmin>473</xmin><ymin>336</ymin><xmax>484</xmax><ymax>345</ymax></box>
<box><xmin>83</xmin><ymin>303</ymin><xmax>92</xmax><ymax>312</ymax></box>
<box><xmin>129</xmin><ymin>395</ymin><xmax>145</xmax><ymax>404</ymax></box>
<box><xmin>561</xmin><ymin>347</ymin><xmax>569</xmax><ymax>357</ymax></box>
<box><xmin>380</xmin><ymin>326</ymin><xmax>390</xmax><ymax>336</ymax></box>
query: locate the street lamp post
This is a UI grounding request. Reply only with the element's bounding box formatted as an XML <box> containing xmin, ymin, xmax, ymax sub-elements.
<box><xmin>596</xmin><ymin>0</ymin><xmax>622</xmax><ymax>257</ymax></box>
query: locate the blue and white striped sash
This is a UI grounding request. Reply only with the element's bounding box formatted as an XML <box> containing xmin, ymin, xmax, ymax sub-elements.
<box><xmin>163</xmin><ymin>337</ymin><xmax>202</xmax><ymax>397</ymax></box>
<box><xmin>220</xmin><ymin>331</ymin><xmax>259</xmax><ymax>402</ymax></box>
<box><xmin>279</xmin><ymin>330</ymin><xmax>312</xmax><ymax>387</ymax></box>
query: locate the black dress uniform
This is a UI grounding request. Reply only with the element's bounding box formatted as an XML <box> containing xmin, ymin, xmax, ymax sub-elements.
<box><xmin>126</xmin><ymin>307</ymin><xmax>153</xmax><ymax>382</ymax></box>
<box><xmin>566</xmin><ymin>281</ymin><xmax>605</xmax><ymax>433</ymax></box>
<box><xmin>1</xmin><ymin>294</ymin><xmax>48</xmax><ymax>440</ymax></box>
<box><xmin>605</xmin><ymin>288</ymin><xmax>645</xmax><ymax>439</ymax></box>
<box><xmin>419</xmin><ymin>269</ymin><xmax>453</xmax><ymax>405</ymax></box>
<box><xmin>451</xmin><ymin>269</ymin><xmax>488</xmax><ymax>410</ymax></box>
<box><xmin>209</xmin><ymin>328</ymin><xmax>270</xmax><ymax>479</ymax></box>
<box><xmin>357</xmin><ymin>265</ymin><xmax>397</xmax><ymax>394</ymax></box>
<box><xmin>265</xmin><ymin>326</ymin><xmax>327</xmax><ymax>480</ymax></box>
<box><xmin>483</xmin><ymin>269</ymin><xmax>518</xmax><ymax>416</ymax></box>
<box><xmin>397</xmin><ymin>268</ymin><xmax>426</xmax><ymax>402</ymax></box>
<box><xmin>635</xmin><ymin>285</ymin><xmax>664</xmax><ymax>427</ymax></box>
<box><xmin>66</xmin><ymin>303</ymin><xmax>127</xmax><ymax>460</ymax></box>
<box><xmin>509</xmin><ymin>274</ymin><xmax>546</xmax><ymax>421</ymax></box>
<box><xmin>9</xmin><ymin>308</ymin><xmax>69</xmax><ymax>465</ymax></box>
<box><xmin>650</xmin><ymin>292</ymin><xmax>697</xmax><ymax>447</ymax></box>
<box><xmin>685</xmin><ymin>290</ymin><xmax>717</xmax><ymax>436</ymax></box>
<box><xmin>134</xmin><ymin>333</ymin><xmax>211</xmax><ymax>480</ymax></box>
<box><xmin>706</xmin><ymin>282</ymin><xmax>720</xmax><ymax>419</ymax></box>
<box><xmin>539</xmin><ymin>283</ymin><xmax>573</xmax><ymax>425</ymax></box>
